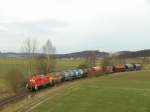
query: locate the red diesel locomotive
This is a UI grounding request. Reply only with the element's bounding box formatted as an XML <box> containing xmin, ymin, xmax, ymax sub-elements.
<box><xmin>26</xmin><ymin>75</ymin><xmax>54</xmax><ymax>91</ymax></box>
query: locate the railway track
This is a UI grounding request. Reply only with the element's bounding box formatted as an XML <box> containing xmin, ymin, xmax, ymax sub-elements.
<box><xmin>0</xmin><ymin>71</ymin><xmax>126</xmax><ymax>111</ymax></box>
<box><xmin>15</xmin><ymin>81</ymin><xmax>81</xmax><ymax>112</ymax></box>
<box><xmin>0</xmin><ymin>78</ymin><xmax>86</xmax><ymax>112</ymax></box>
<box><xmin>0</xmin><ymin>89</ymin><xmax>32</xmax><ymax>110</ymax></box>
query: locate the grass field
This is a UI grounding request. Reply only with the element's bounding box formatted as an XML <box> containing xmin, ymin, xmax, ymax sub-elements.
<box><xmin>0</xmin><ymin>57</ymin><xmax>150</xmax><ymax>95</ymax></box>
<box><xmin>32</xmin><ymin>70</ymin><xmax>150</xmax><ymax>112</ymax></box>
<box><xmin>0</xmin><ymin>58</ymin><xmax>86</xmax><ymax>97</ymax></box>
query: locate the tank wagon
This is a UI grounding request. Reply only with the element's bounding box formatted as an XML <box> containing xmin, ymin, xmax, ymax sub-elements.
<box><xmin>67</xmin><ymin>70</ymin><xmax>76</xmax><ymax>80</ymax></box>
<box><xmin>125</xmin><ymin>64</ymin><xmax>135</xmax><ymax>71</ymax></box>
<box><xmin>26</xmin><ymin>63</ymin><xmax>142</xmax><ymax>91</ymax></box>
<box><xmin>73</xmin><ymin>69</ymin><xmax>81</xmax><ymax>78</ymax></box>
<box><xmin>133</xmin><ymin>64</ymin><xmax>142</xmax><ymax>70</ymax></box>
<box><xmin>61</xmin><ymin>71</ymin><xmax>71</xmax><ymax>81</ymax></box>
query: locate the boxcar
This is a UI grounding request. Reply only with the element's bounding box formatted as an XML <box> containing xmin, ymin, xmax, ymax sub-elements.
<box><xmin>113</xmin><ymin>65</ymin><xmax>125</xmax><ymax>72</ymax></box>
<box><xmin>91</xmin><ymin>66</ymin><xmax>102</xmax><ymax>72</ymax></box>
<box><xmin>104</xmin><ymin>66</ymin><xmax>114</xmax><ymax>74</ymax></box>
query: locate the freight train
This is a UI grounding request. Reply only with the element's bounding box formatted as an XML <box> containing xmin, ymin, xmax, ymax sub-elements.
<box><xmin>26</xmin><ymin>63</ymin><xmax>142</xmax><ymax>91</ymax></box>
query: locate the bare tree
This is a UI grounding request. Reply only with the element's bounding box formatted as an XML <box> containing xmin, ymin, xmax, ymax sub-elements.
<box><xmin>112</xmin><ymin>55</ymin><xmax>126</xmax><ymax>65</ymax></box>
<box><xmin>22</xmin><ymin>38</ymin><xmax>38</xmax><ymax>75</ymax></box>
<box><xmin>43</xmin><ymin>40</ymin><xmax>56</xmax><ymax>73</ymax></box>
<box><xmin>101</xmin><ymin>56</ymin><xmax>113</xmax><ymax>67</ymax></box>
<box><xmin>85</xmin><ymin>51</ymin><xmax>96</xmax><ymax>67</ymax></box>
<box><xmin>35</xmin><ymin>55</ymin><xmax>47</xmax><ymax>74</ymax></box>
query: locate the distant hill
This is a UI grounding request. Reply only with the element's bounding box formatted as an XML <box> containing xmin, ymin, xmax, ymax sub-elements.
<box><xmin>1</xmin><ymin>49</ymin><xmax>150</xmax><ymax>58</ymax></box>
<box><xmin>117</xmin><ymin>49</ymin><xmax>150</xmax><ymax>58</ymax></box>
<box><xmin>56</xmin><ymin>50</ymin><xmax>109</xmax><ymax>58</ymax></box>
<box><xmin>116</xmin><ymin>51</ymin><xmax>132</xmax><ymax>55</ymax></box>
<box><xmin>0</xmin><ymin>50</ymin><xmax>109</xmax><ymax>58</ymax></box>
<box><xmin>0</xmin><ymin>52</ymin><xmax>26</xmax><ymax>58</ymax></box>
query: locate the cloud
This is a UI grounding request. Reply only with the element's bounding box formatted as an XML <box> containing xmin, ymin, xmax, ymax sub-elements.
<box><xmin>0</xmin><ymin>18</ymin><xmax>69</xmax><ymax>35</ymax></box>
<box><xmin>0</xmin><ymin>26</ymin><xmax>8</xmax><ymax>32</ymax></box>
<box><xmin>0</xmin><ymin>0</ymin><xmax>150</xmax><ymax>53</ymax></box>
<box><xmin>0</xmin><ymin>18</ymin><xmax>70</xmax><ymax>52</ymax></box>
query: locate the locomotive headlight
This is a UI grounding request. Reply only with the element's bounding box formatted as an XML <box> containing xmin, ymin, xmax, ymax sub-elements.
<box><xmin>30</xmin><ymin>79</ymin><xmax>35</xmax><ymax>83</ymax></box>
<box><xmin>49</xmin><ymin>77</ymin><xmax>53</xmax><ymax>80</ymax></box>
<box><xmin>26</xmin><ymin>84</ymin><xmax>28</xmax><ymax>88</ymax></box>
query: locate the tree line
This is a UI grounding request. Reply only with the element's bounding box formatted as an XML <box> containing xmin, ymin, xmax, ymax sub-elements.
<box><xmin>5</xmin><ymin>38</ymin><xmax>56</xmax><ymax>93</ymax></box>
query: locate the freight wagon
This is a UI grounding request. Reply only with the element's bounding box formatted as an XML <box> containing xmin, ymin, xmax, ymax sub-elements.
<box><xmin>61</xmin><ymin>71</ymin><xmax>71</xmax><ymax>81</ymax></box>
<box><xmin>125</xmin><ymin>64</ymin><xmax>135</xmax><ymax>71</ymax></box>
<box><xmin>103</xmin><ymin>66</ymin><xmax>114</xmax><ymax>74</ymax></box>
<box><xmin>47</xmin><ymin>72</ymin><xmax>62</xmax><ymax>84</ymax></box>
<box><xmin>133</xmin><ymin>64</ymin><xmax>142</xmax><ymax>70</ymax></box>
<box><xmin>113</xmin><ymin>65</ymin><xmax>125</xmax><ymax>72</ymax></box>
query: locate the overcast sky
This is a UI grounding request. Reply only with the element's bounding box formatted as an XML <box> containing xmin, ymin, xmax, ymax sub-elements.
<box><xmin>0</xmin><ymin>0</ymin><xmax>150</xmax><ymax>53</ymax></box>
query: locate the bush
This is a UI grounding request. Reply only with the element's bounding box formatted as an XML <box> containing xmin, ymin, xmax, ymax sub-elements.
<box><xmin>5</xmin><ymin>68</ymin><xmax>25</xmax><ymax>93</ymax></box>
<box><xmin>78</xmin><ymin>63</ymin><xmax>89</xmax><ymax>69</ymax></box>
<box><xmin>101</xmin><ymin>57</ymin><xmax>113</xmax><ymax>67</ymax></box>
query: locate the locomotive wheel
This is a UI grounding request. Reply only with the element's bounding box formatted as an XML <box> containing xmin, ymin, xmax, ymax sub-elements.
<box><xmin>49</xmin><ymin>80</ymin><xmax>54</xmax><ymax>86</ymax></box>
<box><xmin>52</xmin><ymin>80</ymin><xmax>55</xmax><ymax>86</ymax></box>
<box><xmin>34</xmin><ymin>85</ymin><xmax>38</xmax><ymax>91</ymax></box>
<box><xmin>26</xmin><ymin>84</ymin><xmax>29</xmax><ymax>89</ymax></box>
<box><xmin>31</xmin><ymin>87</ymin><xmax>35</xmax><ymax>91</ymax></box>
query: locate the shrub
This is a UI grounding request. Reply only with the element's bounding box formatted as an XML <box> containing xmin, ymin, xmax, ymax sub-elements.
<box><xmin>5</xmin><ymin>68</ymin><xmax>25</xmax><ymax>93</ymax></box>
<box><xmin>78</xmin><ymin>63</ymin><xmax>89</xmax><ymax>69</ymax></box>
